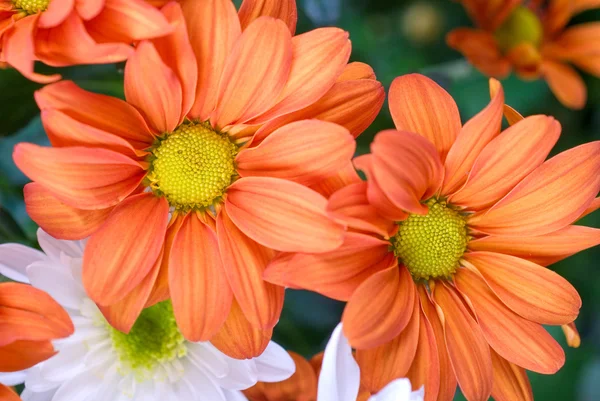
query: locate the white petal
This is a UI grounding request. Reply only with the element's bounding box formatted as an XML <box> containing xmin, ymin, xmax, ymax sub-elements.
<box><xmin>27</xmin><ymin>262</ymin><xmax>86</xmax><ymax>310</ymax></box>
<box><xmin>0</xmin><ymin>243</ymin><xmax>47</xmax><ymax>282</ymax></box>
<box><xmin>223</xmin><ymin>389</ymin><xmax>248</xmax><ymax>401</ymax></box>
<box><xmin>213</xmin><ymin>356</ymin><xmax>257</xmax><ymax>390</ymax></box>
<box><xmin>37</xmin><ymin>229</ymin><xmax>84</xmax><ymax>261</ymax></box>
<box><xmin>317</xmin><ymin>323</ymin><xmax>360</xmax><ymax>401</ymax></box>
<box><xmin>410</xmin><ymin>386</ymin><xmax>425</xmax><ymax>401</ymax></box>
<box><xmin>51</xmin><ymin>369</ymin><xmax>99</xmax><ymax>401</ymax></box>
<box><xmin>254</xmin><ymin>341</ymin><xmax>295</xmax><ymax>382</ymax></box>
<box><xmin>39</xmin><ymin>344</ymin><xmax>87</xmax><ymax>382</ymax></box>
<box><xmin>25</xmin><ymin>367</ymin><xmax>60</xmax><ymax>393</ymax></box>
<box><xmin>186</xmin><ymin>342</ymin><xmax>229</xmax><ymax>379</ymax></box>
<box><xmin>368</xmin><ymin>378</ymin><xmax>413</xmax><ymax>401</ymax></box>
<box><xmin>184</xmin><ymin>360</ymin><xmax>227</xmax><ymax>401</ymax></box>
<box><xmin>21</xmin><ymin>388</ymin><xmax>56</xmax><ymax>401</ymax></box>
<box><xmin>0</xmin><ymin>370</ymin><xmax>27</xmax><ymax>386</ymax></box>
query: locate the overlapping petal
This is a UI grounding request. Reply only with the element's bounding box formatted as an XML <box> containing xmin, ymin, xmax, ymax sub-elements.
<box><xmin>238</xmin><ymin>0</ymin><xmax>297</xmax><ymax>34</ymax></box>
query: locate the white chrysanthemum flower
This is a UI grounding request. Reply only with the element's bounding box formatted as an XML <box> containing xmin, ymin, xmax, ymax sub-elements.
<box><xmin>0</xmin><ymin>229</ymin><xmax>295</xmax><ymax>401</ymax></box>
<box><xmin>318</xmin><ymin>323</ymin><xmax>424</xmax><ymax>401</ymax></box>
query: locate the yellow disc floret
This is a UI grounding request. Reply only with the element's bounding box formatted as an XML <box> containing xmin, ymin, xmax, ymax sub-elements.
<box><xmin>12</xmin><ymin>0</ymin><xmax>49</xmax><ymax>13</ymax></box>
<box><xmin>147</xmin><ymin>122</ymin><xmax>238</xmax><ymax>210</ymax></box>
<box><xmin>110</xmin><ymin>301</ymin><xmax>187</xmax><ymax>381</ymax></box>
<box><xmin>494</xmin><ymin>6</ymin><xmax>543</xmax><ymax>53</ymax></box>
<box><xmin>392</xmin><ymin>198</ymin><xmax>468</xmax><ymax>280</ymax></box>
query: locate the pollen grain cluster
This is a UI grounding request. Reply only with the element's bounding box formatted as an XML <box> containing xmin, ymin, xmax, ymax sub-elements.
<box><xmin>392</xmin><ymin>198</ymin><xmax>468</xmax><ymax>280</ymax></box>
<box><xmin>12</xmin><ymin>0</ymin><xmax>49</xmax><ymax>13</ymax></box>
<box><xmin>147</xmin><ymin>123</ymin><xmax>238</xmax><ymax>210</ymax></box>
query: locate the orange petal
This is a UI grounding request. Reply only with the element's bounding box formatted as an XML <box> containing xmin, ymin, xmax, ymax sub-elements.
<box><xmin>249</xmin><ymin>27</ymin><xmax>350</xmax><ymax>124</ymax></box>
<box><xmin>464</xmin><ymin>252</ymin><xmax>581</xmax><ymax>325</ymax></box>
<box><xmin>217</xmin><ymin>209</ymin><xmax>282</xmax><ymax>329</ymax></box>
<box><xmin>210</xmin><ymin>17</ymin><xmax>292</xmax><ymax>129</ymax></box>
<box><xmin>35</xmin><ymin>80</ymin><xmax>155</xmax><ymax>147</ymax></box>
<box><xmin>211</xmin><ymin>299</ymin><xmax>272</xmax><ymax>359</ymax></box>
<box><xmin>124</xmin><ymin>41</ymin><xmax>183</xmax><ymax>133</ymax></box>
<box><xmin>182</xmin><ymin>0</ymin><xmax>241</xmax><ymax>120</ymax></box>
<box><xmin>433</xmin><ymin>283</ymin><xmax>492</xmax><ymax>401</ymax></box>
<box><xmin>490</xmin><ymin>350</ymin><xmax>533</xmax><ymax>401</ymax></box>
<box><xmin>75</xmin><ymin>0</ymin><xmax>104</xmax><ymax>20</ymax></box>
<box><xmin>0</xmin><ymin>340</ymin><xmax>56</xmax><ymax>372</ymax></box>
<box><xmin>237</xmin><ymin>120</ymin><xmax>354</xmax><ymax>186</ymax></box>
<box><xmin>469</xmin><ymin>141</ymin><xmax>600</xmax><ymax>236</ymax></box>
<box><xmin>544</xmin><ymin>23</ymin><xmax>600</xmax><ymax>60</ymax></box>
<box><xmin>13</xmin><ymin>144</ymin><xmax>145</xmax><ymax>210</ymax></box>
<box><xmin>151</xmin><ymin>2</ymin><xmax>198</xmax><ymax>121</ymax></box>
<box><xmin>356</xmin><ymin>294</ymin><xmax>420</xmax><ymax>393</ymax></box>
<box><xmin>580</xmin><ymin>196</ymin><xmax>600</xmax><ymax>220</ymax></box>
<box><xmin>389</xmin><ymin>74</ymin><xmax>461</xmax><ymax>162</ymax></box>
<box><xmin>450</xmin><ymin>115</ymin><xmax>561</xmax><ymax>210</ymax></box>
<box><xmin>0</xmin><ymin>282</ymin><xmax>73</xmax><ymax>345</ymax></box>
<box><xmin>446</xmin><ymin>29</ymin><xmax>510</xmax><ymax>78</ymax></box>
<box><xmin>561</xmin><ymin>322</ymin><xmax>581</xmax><ymax>348</ymax></box>
<box><xmin>343</xmin><ymin>265</ymin><xmax>416</xmax><ymax>349</ymax></box>
<box><xmin>455</xmin><ymin>268</ymin><xmax>565</xmax><ymax>374</ymax></box>
<box><xmin>99</xmin><ymin>247</ymin><xmax>164</xmax><ymax>333</ymax></box>
<box><xmin>371</xmin><ymin>130</ymin><xmax>444</xmax><ymax>215</ymax></box>
<box><xmin>406</xmin><ymin>307</ymin><xmax>441</xmax><ymax>401</ymax></box>
<box><xmin>83</xmin><ymin>0</ymin><xmax>172</xmax><ymax>42</ymax></box>
<box><xmin>24</xmin><ymin>183</ymin><xmax>112</xmax><ymax>241</ymax></box>
<box><xmin>543</xmin><ymin>0</ymin><xmax>573</xmax><ymax>36</ymax></box>
<box><xmin>468</xmin><ymin>225</ymin><xmax>600</xmax><ymax>266</ymax></box>
<box><xmin>41</xmin><ymin>109</ymin><xmax>139</xmax><ymax>158</ymax></box>
<box><xmin>225</xmin><ymin>176</ymin><xmax>344</xmax><ymax>253</ymax></box>
<box><xmin>353</xmin><ymin>154</ymin><xmax>408</xmax><ymax>221</ymax></box>
<box><xmin>309</xmin><ymin>162</ymin><xmax>363</xmax><ymax>199</ymax></box>
<box><xmin>83</xmin><ymin>193</ymin><xmax>169</xmax><ymax>305</ymax></box>
<box><xmin>264</xmin><ymin>233</ymin><xmax>393</xmax><ymax>301</ymax></box>
<box><xmin>419</xmin><ymin>287</ymin><xmax>457</xmax><ymax>401</ymax></box>
<box><xmin>169</xmin><ymin>213</ymin><xmax>232</xmax><ymax>341</ymax></box>
<box><xmin>337</xmin><ymin>62</ymin><xmax>376</xmax><ymax>81</ymax></box>
<box><xmin>541</xmin><ymin>60</ymin><xmax>586</xmax><ymax>110</ymax></box>
<box><xmin>571</xmin><ymin>0</ymin><xmax>600</xmax><ymax>15</ymax></box>
<box><xmin>0</xmin><ymin>385</ymin><xmax>20</xmax><ymax>401</ymax></box>
<box><xmin>238</xmin><ymin>0</ymin><xmax>297</xmax><ymax>34</ymax></box>
<box><xmin>442</xmin><ymin>79</ymin><xmax>504</xmax><ymax>195</ymax></box>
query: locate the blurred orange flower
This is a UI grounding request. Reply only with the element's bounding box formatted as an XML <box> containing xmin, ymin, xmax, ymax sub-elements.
<box><xmin>265</xmin><ymin>74</ymin><xmax>600</xmax><ymax>401</ymax></box>
<box><xmin>447</xmin><ymin>0</ymin><xmax>600</xmax><ymax>109</ymax></box>
<box><xmin>0</xmin><ymin>0</ymin><xmax>173</xmax><ymax>82</ymax></box>
<box><xmin>0</xmin><ymin>282</ymin><xmax>73</xmax><ymax>401</ymax></box>
<box><xmin>12</xmin><ymin>0</ymin><xmax>384</xmax><ymax>358</ymax></box>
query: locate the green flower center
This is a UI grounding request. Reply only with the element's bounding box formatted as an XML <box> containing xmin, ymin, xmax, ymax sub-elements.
<box><xmin>392</xmin><ymin>198</ymin><xmax>468</xmax><ymax>280</ymax></box>
<box><xmin>12</xmin><ymin>0</ymin><xmax>49</xmax><ymax>13</ymax></box>
<box><xmin>110</xmin><ymin>301</ymin><xmax>187</xmax><ymax>380</ymax></box>
<box><xmin>147</xmin><ymin>122</ymin><xmax>238</xmax><ymax>211</ymax></box>
<box><xmin>494</xmin><ymin>6</ymin><xmax>543</xmax><ymax>53</ymax></box>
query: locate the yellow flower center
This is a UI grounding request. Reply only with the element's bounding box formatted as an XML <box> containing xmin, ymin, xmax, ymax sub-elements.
<box><xmin>392</xmin><ymin>198</ymin><xmax>468</xmax><ymax>280</ymax></box>
<box><xmin>494</xmin><ymin>6</ymin><xmax>543</xmax><ymax>53</ymax></box>
<box><xmin>147</xmin><ymin>122</ymin><xmax>238</xmax><ymax>211</ymax></box>
<box><xmin>12</xmin><ymin>0</ymin><xmax>49</xmax><ymax>13</ymax></box>
<box><xmin>110</xmin><ymin>301</ymin><xmax>187</xmax><ymax>381</ymax></box>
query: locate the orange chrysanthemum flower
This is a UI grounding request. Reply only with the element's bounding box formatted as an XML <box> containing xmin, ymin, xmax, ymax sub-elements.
<box><xmin>0</xmin><ymin>0</ymin><xmax>173</xmax><ymax>83</ymax></box>
<box><xmin>265</xmin><ymin>74</ymin><xmax>600</xmax><ymax>401</ymax></box>
<box><xmin>447</xmin><ymin>0</ymin><xmax>600</xmax><ymax>109</ymax></box>
<box><xmin>0</xmin><ymin>282</ymin><xmax>73</xmax><ymax>401</ymax></box>
<box><xmin>12</xmin><ymin>0</ymin><xmax>384</xmax><ymax>358</ymax></box>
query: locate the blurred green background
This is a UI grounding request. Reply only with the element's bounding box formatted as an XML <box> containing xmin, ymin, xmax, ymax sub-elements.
<box><xmin>0</xmin><ymin>1</ymin><xmax>599</xmax><ymax>400</ymax></box>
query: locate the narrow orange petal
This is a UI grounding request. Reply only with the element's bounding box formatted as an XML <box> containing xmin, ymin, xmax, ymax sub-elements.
<box><xmin>211</xmin><ymin>17</ymin><xmax>292</xmax><ymax>129</ymax></box>
<box><xmin>182</xmin><ymin>0</ymin><xmax>241</xmax><ymax>120</ymax></box>
<box><xmin>433</xmin><ymin>283</ymin><xmax>492</xmax><ymax>401</ymax></box>
<box><xmin>124</xmin><ymin>41</ymin><xmax>183</xmax><ymax>133</ymax></box>
<box><xmin>562</xmin><ymin>321</ymin><xmax>581</xmax><ymax>348</ymax></box>
<box><xmin>446</xmin><ymin>29</ymin><xmax>510</xmax><ymax>78</ymax></box>
<box><xmin>343</xmin><ymin>265</ymin><xmax>416</xmax><ymax>349</ymax></box>
<box><xmin>217</xmin><ymin>209</ymin><xmax>282</xmax><ymax>329</ymax></box>
<box><xmin>337</xmin><ymin>62</ymin><xmax>376</xmax><ymax>81</ymax></box>
<box><xmin>238</xmin><ymin>120</ymin><xmax>354</xmax><ymax>186</ymax></box>
<box><xmin>356</xmin><ymin>295</ymin><xmax>420</xmax><ymax>393</ymax></box>
<box><xmin>0</xmin><ymin>385</ymin><xmax>20</xmax><ymax>401</ymax></box>
<box><xmin>490</xmin><ymin>350</ymin><xmax>533</xmax><ymax>401</ymax></box>
<box><xmin>464</xmin><ymin>252</ymin><xmax>581</xmax><ymax>325</ymax></box>
<box><xmin>24</xmin><ymin>183</ymin><xmax>112</xmax><ymax>241</ymax></box>
<box><xmin>469</xmin><ymin>141</ymin><xmax>600</xmax><ymax>236</ymax></box>
<box><xmin>0</xmin><ymin>340</ymin><xmax>55</xmax><ymax>372</ymax></box>
<box><xmin>442</xmin><ymin>79</ymin><xmax>504</xmax><ymax>195</ymax></box>
<box><xmin>455</xmin><ymin>269</ymin><xmax>565</xmax><ymax>374</ymax></box>
<box><xmin>468</xmin><ymin>225</ymin><xmax>600</xmax><ymax>266</ymax></box>
<box><xmin>371</xmin><ymin>130</ymin><xmax>444</xmax><ymax>215</ymax></box>
<box><xmin>225</xmin><ymin>177</ymin><xmax>344</xmax><ymax>253</ymax></box>
<box><xmin>406</xmin><ymin>307</ymin><xmax>441</xmax><ymax>401</ymax></box>
<box><xmin>389</xmin><ymin>74</ymin><xmax>461</xmax><ymax>162</ymax></box>
<box><xmin>238</xmin><ymin>0</ymin><xmax>297</xmax><ymax>34</ymax></box>
<box><xmin>580</xmin><ymin>196</ymin><xmax>600</xmax><ymax>220</ymax></box>
<box><xmin>541</xmin><ymin>60</ymin><xmax>586</xmax><ymax>110</ymax></box>
<box><xmin>309</xmin><ymin>162</ymin><xmax>363</xmax><ymax>199</ymax></box>
<box><xmin>211</xmin><ymin>299</ymin><xmax>272</xmax><ymax>359</ymax></box>
<box><xmin>83</xmin><ymin>193</ymin><xmax>169</xmax><ymax>305</ymax></box>
<box><xmin>169</xmin><ymin>213</ymin><xmax>233</xmax><ymax>341</ymax></box>
<box><xmin>450</xmin><ymin>115</ymin><xmax>560</xmax><ymax>210</ymax></box>
<box><xmin>264</xmin><ymin>234</ymin><xmax>393</xmax><ymax>302</ymax></box>
<box><xmin>75</xmin><ymin>0</ymin><xmax>104</xmax><ymax>19</ymax></box>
